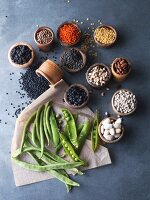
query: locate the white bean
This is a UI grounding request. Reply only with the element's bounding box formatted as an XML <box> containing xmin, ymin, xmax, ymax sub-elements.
<box><xmin>104</xmin><ymin>135</ymin><xmax>114</xmax><ymax>141</ymax></box>
<box><xmin>115</xmin><ymin>128</ymin><xmax>121</xmax><ymax>134</ymax></box>
<box><xmin>103</xmin><ymin>123</ymin><xmax>113</xmax><ymax>129</ymax></box>
<box><xmin>109</xmin><ymin>128</ymin><xmax>115</xmax><ymax>136</ymax></box>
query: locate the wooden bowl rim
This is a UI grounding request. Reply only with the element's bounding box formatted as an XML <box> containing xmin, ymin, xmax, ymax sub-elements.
<box><xmin>8</xmin><ymin>42</ymin><xmax>35</xmax><ymax>68</ymax></box>
<box><xmin>64</xmin><ymin>83</ymin><xmax>89</xmax><ymax>109</ymax></box>
<box><xmin>98</xmin><ymin>117</ymin><xmax>124</xmax><ymax>143</ymax></box>
<box><xmin>93</xmin><ymin>24</ymin><xmax>117</xmax><ymax>47</ymax></box>
<box><xmin>111</xmin><ymin>57</ymin><xmax>132</xmax><ymax>77</ymax></box>
<box><xmin>57</xmin><ymin>21</ymin><xmax>81</xmax><ymax>47</ymax></box>
<box><xmin>111</xmin><ymin>89</ymin><xmax>137</xmax><ymax>116</ymax></box>
<box><xmin>86</xmin><ymin>63</ymin><xmax>112</xmax><ymax>88</ymax></box>
<box><xmin>60</xmin><ymin>47</ymin><xmax>86</xmax><ymax>72</ymax></box>
<box><xmin>34</xmin><ymin>26</ymin><xmax>54</xmax><ymax>46</ymax></box>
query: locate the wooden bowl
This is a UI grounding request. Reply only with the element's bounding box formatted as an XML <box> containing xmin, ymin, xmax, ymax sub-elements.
<box><xmin>98</xmin><ymin>117</ymin><xmax>124</xmax><ymax>144</ymax></box>
<box><xmin>36</xmin><ymin>59</ymin><xmax>63</xmax><ymax>85</ymax></box>
<box><xmin>64</xmin><ymin>84</ymin><xmax>89</xmax><ymax>109</ymax></box>
<box><xmin>94</xmin><ymin>25</ymin><xmax>117</xmax><ymax>47</ymax></box>
<box><xmin>86</xmin><ymin>63</ymin><xmax>112</xmax><ymax>88</ymax></box>
<box><xmin>57</xmin><ymin>21</ymin><xmax>81</xmax><ymax>47</ymax></box>
<box><xmin>8</xmin><ymin>42</ymin><xmax>35</xmax><ymax>68</ymax></box>
<box><xmin>60</xmin><ymin>48</ymin><xmax>86</xmax><ymax>72</ymax></box>
<box><xmin>111</xmin><ymin>89</ymin><xmax>137</xmax><ymax>116</ymax></box>
<box><xmin>34</xmin><ymin>26</ymin><xmax>54</xmax><ymax>52</ymax></box>
<box><xmin>111</xmin><ymin>58</ymin><xmax>131</xmax><ymax>81</ymax></box>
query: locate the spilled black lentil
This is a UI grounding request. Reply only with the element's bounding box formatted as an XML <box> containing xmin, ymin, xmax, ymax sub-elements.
<box><xmin>61</xmin><ymin>48</ymin><xmax>84</xmax><ymax>71</ymax></box>
<box><xmin>66</xmin><ymin>85</ymin><xmax>88</xmax><ymax>106</ymax></box>
<box><xmin>10</xmin><ymin>45</ymin><xmax>32</xmax><ymax>65</ymax></box>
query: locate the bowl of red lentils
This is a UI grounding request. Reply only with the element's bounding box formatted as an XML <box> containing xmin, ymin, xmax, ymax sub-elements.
<box><xmin>94</xmin><ymin>25</ymin><xmax>117</xmax><ymax>47</ymax></box>
<box><xmin>34</xmin><ymin>26</ymin><xmax>54</xmax><ymax>52</ymax></box>
<box><xmin>57</xmin><ymin>21</ymin><xmax>81</xmax><ymax>47</ymax></box>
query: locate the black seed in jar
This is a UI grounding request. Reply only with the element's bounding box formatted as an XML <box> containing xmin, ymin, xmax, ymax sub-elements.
<box><xmin>10</xmin><ymin>45</ymin><xmax>32</xmax><ymax>65</ymax></box>
<box><xmin>66</xmin><ymin>85</ymin><xmax>88</xmax><ymax>106</ymax></box>
<box><xmin>61</xmin><ymin>48</ymin><xmax>84</xmax><ymax>71</ymax></box>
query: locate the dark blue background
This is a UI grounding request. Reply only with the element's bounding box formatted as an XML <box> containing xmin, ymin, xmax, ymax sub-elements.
<box><xmin>0</xmin><ymin>0</ymin><xmax>150</xmax><ymax>199</ymax></box>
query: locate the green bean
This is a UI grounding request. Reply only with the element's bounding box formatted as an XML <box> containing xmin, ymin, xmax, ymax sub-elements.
<box><xmin>36</xmin><ymin>105</ymin><xmax>44</xmax><ymax>141</ymax></box>
<box><xmin>20</xmin><ymin>111</ymin><xmax>36</xmax><ymax>152</ymax></box>
<box><xmin>76</xmin><ymin>120</ymin><xmax>91</xmax><ymax>154</ymax></box>
<box><xmin>31</xmin><ymin>120</ymin><xmax>39</xmax><ymax>147</ymax></box>
<box><xmin>26</xmin><ymin>152</ymin><xmax>78</xmax><ymax>189</ymax></box>
<box><xmin>40</xmin><ymin>110</ymin><xmax>45</xmax><ymax>158</ymax></box>
<box><xmin>46</xmin><ymin>104</ymin><xmax>52</xmax><ymax>140</ymax></box>
<box><xmin>50</xmin><ymin>109</ymin><xmax>60</xmax><ymax>147</ymax></box>
<box><xmin>60</xmin><ymin>133</ymin><xmax>85</xmax><ymax>165</ymax></box>
<box><xmin>12</xmin><ymin>157</ymin><xmax>83</xmax><ymax>171</ymax></box>
<box><xmin>91</xmin><ymin>111</ymin><xmax>99</xmax><ymax>152</ymax></box>
<box><xmin>62</xmin><ymin>109</ymin><xmax>78</xmax><ymax>148</ymax></box>
<box><xmin>43</xmin><ymin>104</ymin><xmax>50</xmax><ymax>145</ymax></box>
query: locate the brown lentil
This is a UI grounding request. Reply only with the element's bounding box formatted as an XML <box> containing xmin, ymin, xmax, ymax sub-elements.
<box><xmin>36</xmin><ymin>29</ymin><xmax>53</xmax><ymax>44</ymax></box>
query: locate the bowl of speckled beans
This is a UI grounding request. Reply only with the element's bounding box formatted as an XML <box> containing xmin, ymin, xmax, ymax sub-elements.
<box><xmin>111</xmin><ymin>89</ymin><xmax>137</xmax><ymax>116</ymax></box>
<box><xmin>64</xmin><ymin>84</ymin><xmax>89</xmax><ymax>109</ymax></box>
<box><xmin>86</xmin><ymin>63</ymin><xmax>112</xmax><ymax>88</ymax></box>
<box><xmin>99</xmin><ymin>117</ymin><xmax>124</xmax><ymax>143</ymax></box>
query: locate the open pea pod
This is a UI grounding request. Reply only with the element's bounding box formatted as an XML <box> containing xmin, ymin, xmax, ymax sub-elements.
<box><xmin>91</xmin><ymin>111</ymin><xmax>99</xmax><ymax>152</ymax></box>
<box><xmin>60</xmin><ymin>133</ymin><xmax>85</xmax><ymax>165</ymax></box>
<box><xmin>62</xmin><ymin>108</ymin><xmax>78</xmax><ymax>148</ymax></box>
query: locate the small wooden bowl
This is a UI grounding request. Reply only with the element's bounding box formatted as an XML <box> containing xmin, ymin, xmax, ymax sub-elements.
<box><xmin>36</xmin><ymin>59</ymin><xmax>63</xmax><ymax>85</ymax></box>
<box><xmin>94</xmin><ymin>25</ymin><xmax>117</xmax><ymax>47</ymax></box>
<box><xmin>111</xmin><ymin>58</ymin><xmax>131</xmax><ymax>81</ymax></box>
<box><xmin>34</xmin><ymin>26</ymin><xmax>54</xmax><ymax>52</ymax></box>
<box><xmin>86</xmin><ymin>63</ymin><xmax>112</xmax><ymax>88</ymax></box>
<box><xmin>60</xmin><ymin>48</ymin><xmax>86</xmax><ymax>72</ymax></box>
<box><xmin>111</xmin><ymin>89</ymin><xmax>137</xmax><ymax>116</ymax></box>
<box><xmin>8</xmin><ymin>42</ymin><xmax>35</xmax><ymax>68</ymax></box>
<box><xmin>57</xmin><ymin>21</ymin><xmax>81</xmax><ymax>47</ymax></box>
<box><xmin>98</xmin><ymin>117</ymin><xmax>124</xmax><ymax>144</ymax></box>
<box><xmin>64</xmin><ymin>84</ymin><xmax>89</xmax><ymax>109</ymax></box>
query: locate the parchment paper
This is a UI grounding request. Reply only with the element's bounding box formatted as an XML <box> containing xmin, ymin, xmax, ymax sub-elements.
<box><xmin>11</xmin><ymin>79</ymin><xmax>111</xmax><ymax>186</ymax></box>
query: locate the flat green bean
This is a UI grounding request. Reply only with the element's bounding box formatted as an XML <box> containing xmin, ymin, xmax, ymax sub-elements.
<box><xmin>40</xmin><ymin>109</ymin><xmax>45</xmax><ymax>158</ymax></box>
<box><xmin>62</xmin><ymin>109</ymin><xmax>78</xmax><ymax>148</ymax></box>
<box><xmin>91</xmin><ymin>111</ymin><xmax>99</xmax><ymax>152</ymax></box>
<box><xmin>20</xmin><ymin>111</ymin><xmax>36</xmax><ymax>152</ymax></box>
<box><xmin>31</xmin><ymin>120</ymin><xmax>39</xmax><ymax>147</ymax></box>
<box><xmin>50</xmin><ymin>109</ymin><xmax>60</xmax><ymax>147</ymax></box>
<box><xmin>77</xmin><ymin>124</ymin><xmax>84</xmax><ymax>135</ymax></box>
<box><xmin>36</xmin><ymin>105</ymin><xmax>44</xmax><ymax>141</ymax></box>
<box><xmin>46</xmin><ymin>104</ymin><xmax>52</xmax><ymax>140</ymax></box>
<box><xmin>43</xmin><ymin>104</ymin><xmax>50</xmax><ymax>145</ymax></box>
<box><xmin>12</xmin><ymin>157</ymin><xmax>83</xmax><ymax>171</ymax></box>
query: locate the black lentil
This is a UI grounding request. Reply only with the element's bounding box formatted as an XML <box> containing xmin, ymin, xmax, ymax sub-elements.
<box><xmin>10</xmin><ymin>45</ymin><xmax>32</xmax><ymax>65</ymax></box>
<box><xmin>66</xmin><ymin>85</ymin><xmax>88</xmax><ymax>106</ymax></box>
<box><xmin>18</xmin><ymin>63</ymin><xmax>49</xmax><ymax>100</ymax></box>
<box><xmin>61</xmin><ymin>48</ymin><xmax>84</xmax><ymax>70</ymax></box>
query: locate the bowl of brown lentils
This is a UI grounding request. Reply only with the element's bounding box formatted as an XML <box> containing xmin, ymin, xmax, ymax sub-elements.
<box><xmin>86</xmin><ymin>63</ymin><xmax>112</xmax><ymax>88</ymax></box>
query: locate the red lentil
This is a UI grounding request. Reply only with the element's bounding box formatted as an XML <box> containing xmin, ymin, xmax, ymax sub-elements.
<box><xmin>59</xmin><ymin>24</ymin><xmax>81</xmax><ymax>45</ymax></box>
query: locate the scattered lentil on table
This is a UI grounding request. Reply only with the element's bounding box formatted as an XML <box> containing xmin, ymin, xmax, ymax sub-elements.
<box><xmin>10</xmin><ymin>45</ymin><xmax>32</xmax><ymax>65</ymax></box>
<box><xmin>61</xmin><ymin>48</ymin><xmax>84</xmax><ymax>71</ymax></box>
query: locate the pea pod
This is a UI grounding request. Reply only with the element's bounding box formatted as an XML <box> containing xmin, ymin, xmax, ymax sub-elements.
<box><xmin>20</xmin><ymin>111</ymin><xmax>36</xmax><ymax>152</ymax></box>
<box><xmin>62</xmin><ymin>109</ymin><xmax>78</xmax><ymax>148</ymax></box>
<box><xmin>91</xmin><ymin>111</ymin><xmax>99</xmax><ymax>152</ymax></box>
<box><xmin>76</xmin><ymin>120</ymin><xmax>91</xmax><ymax>154</ymax></box>
<box><xmin>50</xmin><ymin>109</ymin><xmax>60</xmax><ymax>148</ymax></box>
<box><xmin>60</xmin><ymin>133</ymin><xmax>85</xmax><ymax>165</ymax></box>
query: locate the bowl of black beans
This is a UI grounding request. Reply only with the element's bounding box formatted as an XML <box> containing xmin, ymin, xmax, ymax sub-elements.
<box><xmin>8</xmin><ymin>42</ymin><xmax>35</xmax><ymax>68</ymax></box>
<box><xmin>60</xmin><ymin>48</ymin><xmax>86</xmax><ymax>72</ymax></box>
<box><xmin>64</xmin><ymin>84</ymin><xmax>89</xmax><ymax>109</ymax></box>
